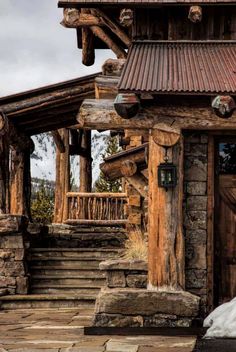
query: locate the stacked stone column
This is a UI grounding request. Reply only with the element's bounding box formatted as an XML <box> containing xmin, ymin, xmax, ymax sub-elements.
<box><xmin>0</xmin><ymin>215</ymin><xmax>29</xmax><ymax>295</ymax></box>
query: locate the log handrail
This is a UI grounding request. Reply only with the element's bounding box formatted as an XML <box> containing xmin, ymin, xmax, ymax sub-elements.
<box><xmin>66</xmin><ymin>192</ymin><xmax>127</xmax><ymax>198</ymax></box>
<box><xmin>65</xmin><ymin>192</ymin><xmax>127</xmax><ymax>224</ymax></box>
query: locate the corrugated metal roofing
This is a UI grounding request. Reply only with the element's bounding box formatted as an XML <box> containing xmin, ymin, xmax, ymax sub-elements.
<box><xmin>59</xmin><ymin>0</ymin><xmax>236</xmax><ymax>6</ymax></box>
<box><xmin>118</xmin><ymin>41</ymin><xmax>236</xmax><ymax>94</ymax></box>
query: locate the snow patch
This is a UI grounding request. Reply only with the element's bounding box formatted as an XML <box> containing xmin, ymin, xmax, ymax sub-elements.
<box><xmin>204</xmin><ymin>297</ymin><xmax>236</xmax><ymax>338</ymax></box>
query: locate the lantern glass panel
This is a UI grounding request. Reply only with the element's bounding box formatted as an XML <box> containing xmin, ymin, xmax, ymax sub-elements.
<box><xmin>158</xmin><ymin>163</ymin><xmax>177</xmax><ymax>188</ymax></box>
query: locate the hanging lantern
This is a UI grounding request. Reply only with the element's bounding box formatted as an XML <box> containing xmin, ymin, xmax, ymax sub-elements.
<box><xmin>158</xmin><ymin>162</ymin><xmax>177</xmax><ymax>189</ymax></box>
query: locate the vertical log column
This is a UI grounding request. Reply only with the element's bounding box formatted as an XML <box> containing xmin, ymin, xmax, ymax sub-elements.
<box><xmin>79</xmin><ymin>130</ymin><xmax>92</xmax><ymax>220</ymax></box>
<box><xmin>54</xmin><ymin>129</ymin><xmax>70</xmax><ymax>223</ymax></box>
<box><xmin>79</xmin><ymin>130</ymin><xmax>92</xmax><ymax>192</ymax></box>
<box><xmin>0</xmin><ymin>133</ymin><xmax>9</xmax><ymax>214</ymax></box>
<box><xmin>10</xmin><ymin>145</ymin><xmax>32</xmax><ymax>220</ymax></box>
<box><xmin>148</xmin><ymin>127</ymin><xmax>185</xmax><ymax>290</ymax></box>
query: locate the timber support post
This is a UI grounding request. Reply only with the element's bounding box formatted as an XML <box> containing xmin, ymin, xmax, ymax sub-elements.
<box><xmin>0</xmin><ymin>132</ymin><xmax>9</xmax><ymax>214</ymax></box>
<box><xmin>79</xmin><ymin>130</ymin><xmax>92</xmax><ymax>193</ymax></box>
<box><xmin>148</xmin><ymin>128</ymin><xmax>185</xmax><ymax>290</ymax></box>
<box><xmin>54</xmin><ymin>129</ymin><xmax>70</xmax><ymax>223</ymax></box>
<box><xmin>79</xmin><ymin>130</ymin><xmax>92</xmax><ymax>220</ymax></box>
<box><xmin>0</xmin><ymin>112</ymin><xmax>34</xmax><ymax>218</ymax></box>
<box><xmin>10</xmin><ymin>144</ymin><xmax>33</xmax><ymax>219</ymax></box>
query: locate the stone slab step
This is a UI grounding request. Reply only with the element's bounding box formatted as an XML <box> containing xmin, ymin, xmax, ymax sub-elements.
<box><xmin>31</xmin><ymin>286</ymin><xmax>100</xmax><ymax>295</ymax></box>
<box><xmin>30</xmin><ymin>248</ymin><xmax>122</xmax><ymax>253</ymax></box>
<box><xmin>30</xmin><ymin>268</ymin><xmax>106</xmax><ymax>278</ymax></box>
<box><xmin>31</xmin><ymin>283</ymin><xmax>101</xmax><ymax>289</ymax></box>
<box><xmin>0</xmin><ymin>294</ymin><xmax>96</xmax><ymax>309</ymax></box>
<box><xmin>31</xmin><ymin>231</ymin><xmax>127</xmax><ymax>249</ymax></box>
<box><xmin>31</xmin><ymin>276</ymin><xmax>105</xmax><ymax>286</ymax></box>
<box><xmin>29</xmin><ymin>260</ymin><xmax>101</xmax><ymax>269</ymax></box>
<box><xmin>28</xmin><ymin>252</ymin><xmax>121</xmax><ymax>260</ymax></box>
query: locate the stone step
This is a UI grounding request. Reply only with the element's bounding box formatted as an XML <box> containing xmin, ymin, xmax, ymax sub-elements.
<box><xmin>30</xmin><ymin>247</ymin><xmax>122</xmax><ymax>253</ymax></box>
<box><xmin>29</xmin><ymin>259</ymin><xmax>101</xmax><ymax>269</ymax></box>
<box><xmin>0</xmin><ymin>294</ymin><xmax>96</xmax><ymax>309</ymax></box>
<box><xmin>29</xmin><ymin>248</ymin><xmax>122</xmax><ymax>260</ymax></box>
<box><xmin>31</xmin><ymin>276</ymin><xmax>105</xmax><ymax>286</ymax></box>
<box><xmin>30</xmin><ymin>268</ymin><xmax>106</xmax><ymax>278</ymax></box>
<box><xmin>31</xmin><ymin>285</ymin><xmax>100</xmax><ymax>295</ymax></box>
<box><xmin>31</xmin><ymin>230</ymin><xmax>127</xmax><ymax>249</ymax></box>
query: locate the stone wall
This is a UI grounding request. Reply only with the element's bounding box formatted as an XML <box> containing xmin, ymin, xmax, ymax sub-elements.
<box><xmin>0</xmin><ymin>215</ymin><xmax>29</xmax><ymax>295</ymax></box>
<box><xmin>94</xmin><ymin>259</ymin><xmax>200</xmax><ymax>327</ymax></box>
<box><xmin>100</xmin><ymin>259</ymin><xmax>148</xmax><ymax>289</ymax></box>
<box><xmin>184</xmin><ymin>132</ymin><xmax>208</xmax><ymax>317</ymax></box>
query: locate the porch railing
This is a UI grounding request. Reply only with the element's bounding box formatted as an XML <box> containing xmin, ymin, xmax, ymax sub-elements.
<box><xmin>65</xmin><ymin>192</ymin><xmax>127</xmax><ymax>225</ymax></box>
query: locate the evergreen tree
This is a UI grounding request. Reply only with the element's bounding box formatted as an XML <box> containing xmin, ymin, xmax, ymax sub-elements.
<box><xmin>31</xmin><ymin>180</ymin><xmax>54</xmax><ymax>224</ymax></box>
<box><xmin>95</xmin><ymin>136</ymin><xmax>122</xmax><ymax>192</ymax></box>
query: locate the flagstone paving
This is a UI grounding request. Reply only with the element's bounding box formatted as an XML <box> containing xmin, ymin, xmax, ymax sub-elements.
<box><xmin>0</xmin><ymin>308</ymin><xmax>197</xmax><ymax>351</ymax></box>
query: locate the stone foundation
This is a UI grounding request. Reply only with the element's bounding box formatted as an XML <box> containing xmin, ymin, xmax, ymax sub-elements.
<box><xmin>93</xmin><ymin>288</ymin><xmax>200</xmax><ymax>327</ymax></box>
<box><xmin>0</xmin><ymin>215</ymin><xmax>29</xmax><ymax>295</ymax></box>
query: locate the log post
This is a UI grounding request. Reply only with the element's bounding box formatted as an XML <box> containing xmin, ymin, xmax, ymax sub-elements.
<box><xmin>0</xmin><ymin>112</ymin><xmax>33</xmax><ymax>217</ymax></box>
<box><xmin>10</xmin><ymin>137</ymin><xmax>34</xmax><ymax>219</ymax></box>
<box><xmin>78</xmin><ymin>130</ymin><xmax>92</xmax><ymax>221</ymax></box>
<box><xmin>54</xmin><ymin>129</ymin><xmax>70</xmax><ymax>223</ymax></box>
<box><xmin>148</xmin><ymin>130</ymin><xmax>185</xmax><ymax>290</ymax></box>
<box><xmin>79</xmin><ymin>130</ymin><xmax>92</xmax><ymax>193</ymax></box>
<box><xmin>0</xmin><ymin>134</ymin><xmax>9</xmax><ymax>214</ymax></box>
<box><xmin>10</xmin><ymin>145</ymin><xmax>32</xmax><ymax>220</ymax></box>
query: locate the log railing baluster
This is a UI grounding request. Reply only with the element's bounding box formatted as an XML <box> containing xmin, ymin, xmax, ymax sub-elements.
<box><xmin>65</xmin><ymin>192</ymin><xmax>127</xmax><ymax>223</ymax></box>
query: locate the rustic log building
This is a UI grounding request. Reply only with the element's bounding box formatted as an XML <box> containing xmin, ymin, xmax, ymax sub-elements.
<box><xmin>0</xmin><ymin>0</ymin><xmax>236</xmax><ymax>328</ymax></box>
<box><xmin>57</xmin><ymin>0</ymin><xmax>236</xmax><ymax>324</ymax></box>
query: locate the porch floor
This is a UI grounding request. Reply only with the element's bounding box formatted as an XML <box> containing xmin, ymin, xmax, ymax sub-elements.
<box><xmin>0</xmin><ymin>308</ymin><xmax>198</xmax><ymax>351</ymax></box>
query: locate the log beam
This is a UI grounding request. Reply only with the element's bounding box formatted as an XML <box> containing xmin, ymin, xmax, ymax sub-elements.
<box><xmin>90</xmin><ymin>26</ymin><xmax>127</xmax><ymax>59</ymax></box>
<box><xmin>81</xmin><ymin>9</ymin><xmax>95</xmax><ymax>66</ymax></box>
<box><xmin>91</xmin><ymin>9</ymin><xmax>131</xmax><ymax>47</ymax></box>
<box><xmin>61</xmin><ymin>8</ymin><xmax>103</xmax><ymax>27</ymax></box>
<box><xmin>120</xmin><ymin>160</ymin><xmax>137</xmax><ymax>177</ymax></box>
<box><xmin>100</xmin><ymin>143</ymin><xmax>148</xmax><ymax>180</ymax></box>
<box><xmin>148</xmin><ymin>131</ymin><xmax>185</xmax><ymax>290</ymax></box>
<box><xmin>125</xmin><ymin>173</ymin><xmax>148</xmax><ymax>199</ymax></box>
<box><xmin>78</xmin><ymin>99</ymin><xmax>236</xmax><ymax>131</ymax></box>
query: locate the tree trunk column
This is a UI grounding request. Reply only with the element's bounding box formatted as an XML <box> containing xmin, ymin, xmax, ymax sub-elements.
<box><xmin>0</xmin><ymin>135</ymin><xmax>9</xmax><ymax>214</ymax></box>
<box><xmin>148</xmin><ymin>130</ymin><xmax>185</xmax><ymax>290</ymax></box>
<box><xmin>10</xmin><ymin>139</ymin><xmax>33</xmax><ymax>220</ymax></box>
<box><xmin>54</xmin><ymin>129</ymin><xmax>70</xmax><ymax>223</ymax></box>
<box><xmin>79</xmin><ymin>130</ymin><xmax>92</xmax><ymax>193</ymax></box>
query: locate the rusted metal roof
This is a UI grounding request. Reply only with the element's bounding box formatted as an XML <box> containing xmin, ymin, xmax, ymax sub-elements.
<box><xmin>118</xmin><ymin>41</ymin><xmax>236</xmax><ymax>95</ymax></box>
<box><xmin>58</xmin><ymin>0</ymin><xmax>236</xmax><ymax>6</ymax></box>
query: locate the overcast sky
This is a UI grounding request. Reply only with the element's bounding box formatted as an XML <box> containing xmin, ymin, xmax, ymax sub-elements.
<box><xmin>0</xmin><ymin>0</ymin><xmax>113</xmax><ymax>96</ymax></box>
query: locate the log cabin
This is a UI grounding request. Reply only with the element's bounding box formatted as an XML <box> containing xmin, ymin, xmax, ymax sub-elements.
<box><xmin>57</xmin><ymin>0</ymin><xmax>236</xmax><ymax>322</ymax></box>
<box><xmin>0</xmin><ymin>0</ymin><xmax>236</xmax><ymax>327</ymax></box>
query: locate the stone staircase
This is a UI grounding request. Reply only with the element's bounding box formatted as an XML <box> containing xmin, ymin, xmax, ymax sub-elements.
<box><xmin>0</xmin><ymin>226</ymin><xmax>125</xmax><ymax>311</ymax></box>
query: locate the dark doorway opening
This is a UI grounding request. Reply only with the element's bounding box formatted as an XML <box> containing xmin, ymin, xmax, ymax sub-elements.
<box><xmin>214</xmin><ymin>137</ymin><xmax>236</xmax><ymax>307</ymax></box>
